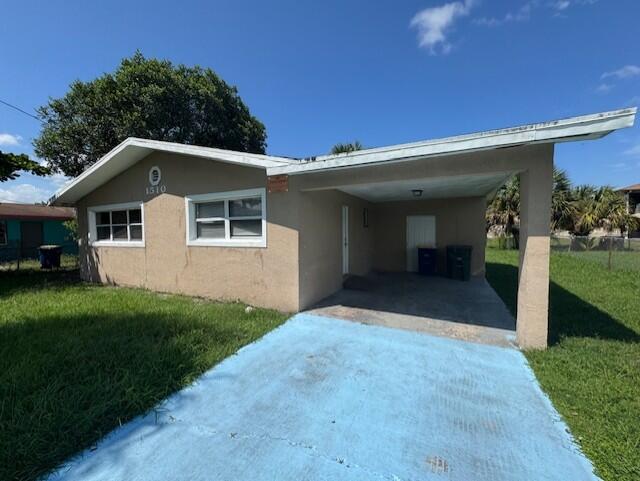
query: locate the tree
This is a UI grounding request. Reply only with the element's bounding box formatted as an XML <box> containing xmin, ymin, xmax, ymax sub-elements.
<box><xmin>0</xmin><ymin>151</ymin><xmax>50</xmax><ymax>182</ymax></box>
<box><xmin>330</xmin><ymin>141</ymin><xmax>364</xmax><ymax>154</ymax></box>
<box><xmin>568</xmin><ymin>185</ymin><xmax>606</xmax><ymax>236</ymax></box>
<box><xmin>34</xmin><ymin>52</ymin><xmax>267</xmax><ymax>177</ymax></box>
<box><xmin>550</xmin><ymin>168</ymin><xmax>575</xmax><ymax>231</ymax></box>
<box><xmin>589</xmin><ymin>187</ymin><xmax>638</xmax><ymax>268</ymax></box>
<box><xmin>486</xmin><ymin>174</ymin><xmax>520</xmax><ymax>247</ymax></box>
<box><xmin>596</xmin><ymin>187</ymin><xmax>638</xmax><ymax>237</ymax></box>
<box><xmin>487</xmin><ymin>168</ymin><xmax>576</xmax><ymax>247</ymax></box>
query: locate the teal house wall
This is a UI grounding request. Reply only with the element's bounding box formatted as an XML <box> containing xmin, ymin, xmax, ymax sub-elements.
<box><xmin>43</xmin><ymin>220</ymin><xmax>77</xmax><ymax>252</ymax></box>
<box><xmin>5</xmin><ymin>219</ymin><xmax>21</xmax><ymax>244</ymax></box>
<box><xmin>0</xmin><ymin>218</ymin><xmax>77</xmax><ymax>261</ymax></box>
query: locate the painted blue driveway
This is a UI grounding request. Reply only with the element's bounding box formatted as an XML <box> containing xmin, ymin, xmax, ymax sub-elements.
<box><xmin>49</xmin><ymin>314</ymin><xmax>600</xmax><ymax>481</ymax></box>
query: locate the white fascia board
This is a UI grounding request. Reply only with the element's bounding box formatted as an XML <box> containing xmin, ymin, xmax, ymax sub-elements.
<box><xmin>127</xmin><ymin>138</ymin><xmax>296</xmax><ymax>168</ymax></box>
<box><xmin>50</xmin><ymin>138</ymin><xmax>297</xmax><ymax>205</ymax></box>
<box><xmin>267</xmin><ymin>108</ymin><xmax>637</xmax><ymax>176</ymax></box>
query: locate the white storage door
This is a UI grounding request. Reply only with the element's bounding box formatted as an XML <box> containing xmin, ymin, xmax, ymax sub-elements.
<box><xmin>406</xmin><ymin>215</ymin><xmax>436</xmax><ymax>272</ymax></box>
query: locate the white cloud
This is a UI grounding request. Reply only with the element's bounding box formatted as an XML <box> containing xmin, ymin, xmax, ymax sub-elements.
<box><xmin>551</xmin><ymin>1</ymin><xmax>571</xmax><ymax>11</ymax></box>
<box><xmin>0</xmin><ymin>183</ymin><xmax>53</xmax><ymax>204</ymax></box>
<box><xmin>410</xmin><ymin>0</ymin><xmax>477</xmax><ymax>54</ymax></box>
<box><xmin>49</xmin><ymin>172</ymin><xmax>72</xmax><ymax>190</ymax></box>
<box><xmin>476</xmin><ymin>0</ymin><xmax>597</xmax><ymax>26</ymax></box>
<box><xmin>624</xmin><ymin>144</ymin><xmax>640</xmax><ymax>157</ymax></box>
<box><xmin>551</xmin><ymin>0</ymin><xmax>598</xmax><ymax>11</ymax></box>
<box><xmin>0</xmin><ymin>133</ymin><xmax>22</xmax><ymax>147</ymax></box>
<box><xmin>602</xmin><ymin>65</ymin><xmax>640</xmax><ymax>80</ymax></box>
<box><xmin>475</xmin><ymin>1</ymin><xmax>536</xmax><ymax>26</ymax></box>
<box><xmin>612</xmin><ymin>161</ymin><xmax>631</xmax><ymax>171</ymax></box>
<box><xmin>596</xmin><ymin>83</ymin><xmax>613</xmax><ymax>93</ymax></box>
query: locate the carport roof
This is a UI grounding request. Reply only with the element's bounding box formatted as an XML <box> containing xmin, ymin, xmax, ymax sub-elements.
<box><xmin>267</xmin><ymin>108</ymin><xmax>636</xmax><ymax>176</ymax></box>
<box><xmin>50</xmin><ymin>108</ymin><xmax>636</xmax><ymax>205</ymax></box>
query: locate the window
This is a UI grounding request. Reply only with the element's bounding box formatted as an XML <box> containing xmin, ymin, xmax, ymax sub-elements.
<box><xmin>0</xmin><ymin>221</ymin><xmax>7</xmax><ymax>245</ymax></box>
<box><xmin>185</xmin><ymin>188</ymin><xmax>266</xmax><ymax>247</ymax></box>
<box><xmin>88</xmin><ymin>202</ymin><xmax>144</xmax><ymax>246</ymax></box>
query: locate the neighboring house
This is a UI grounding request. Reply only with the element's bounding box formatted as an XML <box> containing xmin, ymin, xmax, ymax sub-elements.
<box><xmin>618</xmin><ymin>183</ymin><xmax>640</xmax><ymax>238</ymax></box>
<box><xmin>50</xmin><ymin>108</ymin><xmax>636</xmax><ymax>348</ymax></box>
<box><xmin>0</xmin><ymin>203</ymin><xmax>77</xmax><ymax>261</ymax></box>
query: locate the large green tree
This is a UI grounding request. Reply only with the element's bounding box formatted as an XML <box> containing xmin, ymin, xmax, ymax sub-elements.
<box><xmin>34</xmin><ymin>52</ymin><xmax>267</xmax><ymax>177</ymax></box>
<box><xmin>0</xmin><ymin>151</ymin><xmax>50</xmax><ymax>182</ymax></box>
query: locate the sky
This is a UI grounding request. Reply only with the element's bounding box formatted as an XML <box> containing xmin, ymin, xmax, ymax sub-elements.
<box><xmin>0</xmin><ymin>0</ymin><xmax>639</xmax><ymax>203</ymax></box>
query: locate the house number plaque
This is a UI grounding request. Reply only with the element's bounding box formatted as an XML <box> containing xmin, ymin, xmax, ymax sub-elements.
<box><xmin>146</xmin><ymin>166</ymin><xmax>167</xmax><ymax>195</ymax></box>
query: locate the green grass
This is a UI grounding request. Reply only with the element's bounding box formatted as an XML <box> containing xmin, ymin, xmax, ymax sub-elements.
<box><xmin>0</xmin><ymin>253</ymin><xmax>79</xmax><ymax>271</ymax></box>
<box><xmin>0</xmin><ymin>268</ymin><xmax>287</xmax><ymax>481</ymax></box>
<box><xmin>563</xmin><ymin>250</ymin><xmax>640</xmax><ymax>273</ymax></box>
<box><xmin>486</xmin><ymin>248</ymin><xmax>640</xmax><ymax>481</ymax></box>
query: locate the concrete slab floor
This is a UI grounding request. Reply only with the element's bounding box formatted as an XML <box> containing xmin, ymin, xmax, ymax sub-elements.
<box><xmin>310</xmin><ymin>272</ymin><xmax>517</xmax><ymax>347</ymax></box>
<box><xmin>48</xmin><ymin>314</ymin><xmax>600</xmax><ymax>481</ymax></box>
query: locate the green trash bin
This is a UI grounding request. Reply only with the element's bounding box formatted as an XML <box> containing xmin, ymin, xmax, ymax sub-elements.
<box><xmin>446</xmin><ymin>245</ymin><xmax>472</xmax><ymax>281</ymax></box>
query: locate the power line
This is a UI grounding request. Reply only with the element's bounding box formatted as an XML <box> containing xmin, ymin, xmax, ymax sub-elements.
<box><xmin>0</xmin><ymin>98</ymin><xmax>42</xmax><ymax>122</ymax></box>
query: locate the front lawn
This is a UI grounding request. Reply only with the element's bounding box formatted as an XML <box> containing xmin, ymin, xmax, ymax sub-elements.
<box><xmin>486</xmin><ymin>248</ymin><xmax>640</xmax><ymax>481</ymax></box>
<box><xmin>0</xmin><ymin>267</ymin><xmax>287</xmax><ymax>481</ymax></box>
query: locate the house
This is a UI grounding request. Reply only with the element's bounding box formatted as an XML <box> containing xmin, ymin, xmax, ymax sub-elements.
<box><xmin>50</xmin><ymin>108</ymin><xmax>636</xmax><ymax>348</ymax></box>
<box><xmin>618</xmin><ymin>183</ymin><xmax>640</xmax><ymax>238</ymax></box>
<box><xmin>0</xmin><ymin>203</ymin><xmax>77</xmax><ymax>260</ymax></box>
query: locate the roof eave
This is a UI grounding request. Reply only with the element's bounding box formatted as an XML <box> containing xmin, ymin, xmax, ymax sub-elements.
<box><xmin>266</xmin><ymin>108</ymin><xmax>636</xmax><ymax>176</ymax></box>
<box><xmin>50</xmin><ymin>138</ymin><xmax>296</xmax><ymax>205</ymax></box>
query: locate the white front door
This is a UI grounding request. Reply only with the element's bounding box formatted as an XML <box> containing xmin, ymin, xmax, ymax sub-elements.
<box><xmin>342</xmin><ymin>205</ymin><xmax>349</xmax><ymax>275</ymax></box>
<box><xmin>406</xmin><ymin>215</ymin><xmax>436</xmax><ymax>272</ymax></box>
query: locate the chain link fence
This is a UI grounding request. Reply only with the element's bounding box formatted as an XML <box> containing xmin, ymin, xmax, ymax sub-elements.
<box><xmin>0</xmin><ymin>241</ymin><xmax>78</xmax><ymax>271</ymax></box>
<box><xmin>550</xmin><ymin>235</ymin><xmax>640</xmax><ymax>272</ymax></box>
<box><xmin>487</xmin><ymin>234</ymin><xmax>640</xmax><ymax>272</ymax></box>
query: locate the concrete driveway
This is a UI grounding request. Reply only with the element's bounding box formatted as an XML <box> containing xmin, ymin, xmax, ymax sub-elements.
<box><xmin>49</xmin><ymin>314</ymin><xmax>600</xmax><ymax>481</ymax></box>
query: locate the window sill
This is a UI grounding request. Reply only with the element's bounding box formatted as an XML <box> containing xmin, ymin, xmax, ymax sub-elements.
<box><xmin>187</xmin><ymin>239</ymin><xmax>266</xmax><ymax>248</ymax></box>
<box><xmin>90</xmin><ymin>241</ymin><xmax>145</xmax><ymax>248</ymax></box>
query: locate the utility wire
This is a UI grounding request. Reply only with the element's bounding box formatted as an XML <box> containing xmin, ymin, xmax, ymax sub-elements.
<box><xmin>0</xmin><ymin>98</ymin><xmax>42</xmax><ymax>122</ymax></box>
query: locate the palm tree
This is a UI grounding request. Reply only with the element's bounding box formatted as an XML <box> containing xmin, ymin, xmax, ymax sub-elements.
<box><xmin>596</xmin><ymin>187</ymin><xmax>639</xmax><ymax>268</ymax></box>
<box><xmin>597</xmin><ymin>187</ymin><xmax>637</xmax><ymax>235</ymax></box>
<box><xmin>569</xmin><ymin>185</ymin><xmax>605</xmax><ymax>237</ymax></box>
<box><xmin>551</xmin><ymin>168</ymin><xmax>575</xmax><ymax>231</ymax></box>
<box><xmin>487</xmin><ymin>167</ymin><xmax>573</xmax><ymax>248</ymax></box>
<box><xmin>330</xmin><ymin>141</ymin><xmax>364</xmax><ymax>155</ymax></box>
<box><xmin>487</xmin><ymin>175</ymin><xmax>520</xmax><ymax>247</ymax></box>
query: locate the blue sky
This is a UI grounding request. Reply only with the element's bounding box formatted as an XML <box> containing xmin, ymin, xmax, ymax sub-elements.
<box><xmin>1</xmin><ymin>0</ymin><xmax>638</xmax><ymax>203</ymax></box>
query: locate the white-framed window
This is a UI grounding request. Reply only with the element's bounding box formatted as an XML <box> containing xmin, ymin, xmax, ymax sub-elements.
<box><xmin>87</xmin><ymin>202</ymin><xmax>145</xmax><ymax>247</ymax></box>
<box><xmin>185</xmin><ymin>188</ymin><xmax>266</xmax><ymax>247</ymax></box>
<box><xmin>0</xmin><ymin>220</ymin><xmax>7</xmax><ymax>246</ymax></box>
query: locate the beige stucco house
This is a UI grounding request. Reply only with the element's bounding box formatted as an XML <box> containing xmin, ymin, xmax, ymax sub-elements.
<box><xmin>51</xmin><ymin>108</ymin><xmax>636</xmax><ymax>348</ymax></box>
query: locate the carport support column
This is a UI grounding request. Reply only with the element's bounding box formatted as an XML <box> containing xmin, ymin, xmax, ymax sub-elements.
<box><xmin>517</xmin><ymin>152</ymin><xmax>553</xmax><ymax>349</ymax></box>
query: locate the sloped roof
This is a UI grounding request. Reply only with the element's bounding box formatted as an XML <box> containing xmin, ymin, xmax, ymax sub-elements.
<box><xmin>50</xmin><ymin>138</ymin><xmax>299</xmax><ymax>205</ymax></box>
<box><xmin>618</xmin><ymin>183</ymin><xmax>640</xmax><ymax>192</ymax></box>
<box><xmin>50</xmin><ymin>108</ymin><xmax>637</xmax><ymax>205</ymax></box>
<box><xmin>0</xmin><ymin>203</ymin><xmax>75</xmax><ymax>220</ymax></box>
<box><xmin>267</xmin><ymin>108</ymin><xmax>637</xmax><ymax>175</ymax></box>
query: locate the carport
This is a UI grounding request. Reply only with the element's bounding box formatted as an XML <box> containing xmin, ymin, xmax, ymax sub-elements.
<box><xmin>310</xmin><ymin>272</ymin><xmax>517</xmax><ymax>346</ymax></box>
<box><xmin>268</xmin><ymin>108</ymin><xmax>637</xmax><ymax>348</ymax></box>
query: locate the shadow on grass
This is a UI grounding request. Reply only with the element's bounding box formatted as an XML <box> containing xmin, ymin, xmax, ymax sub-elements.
<box><xmin>0</xmin><ymin>309</ymin><xmax>257</xmax><ymax>481</ymax></box>
<box><xmin>0</xmin><ymin>267</ymin><xmax>81</xmax><ymax>298</ymax></box>
<box><xmin>486</xmin><ymin>262</ymin><xmax>640</xmax><ymax>345</ymax></box>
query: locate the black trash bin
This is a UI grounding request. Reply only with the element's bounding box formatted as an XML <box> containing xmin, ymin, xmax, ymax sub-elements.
<box><xmin>417</xmin><ymin>247</ymin><xmax>437</xmax><ymax>275</ymax></box>
<box><xmin>39</xmin><ymin>245</ymin><xmax>63</xmax><ymax>269</ymax></box>
<box><xmin>446</xmin><ymin>245</ymin><xmax>472</xmax><ymax>281</ymax></box>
